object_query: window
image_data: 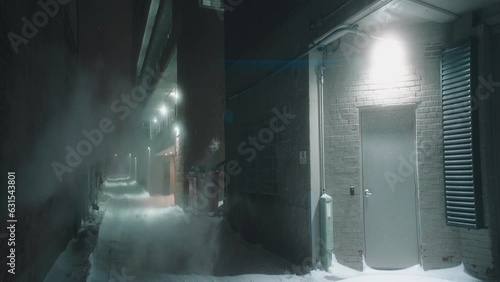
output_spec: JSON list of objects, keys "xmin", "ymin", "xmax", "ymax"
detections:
[
  {"xmin": 199, "ymin": 0, "xmax": 224, "ymax": 11},
  {"xmin": 441, "ymin": 39, "xmax": 483, "ymax": 229}
]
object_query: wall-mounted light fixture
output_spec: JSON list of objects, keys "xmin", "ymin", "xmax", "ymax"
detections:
[
  {"xmin": 159, "ymin": 105, "xmax": 168, "ymax": 116},
  {"xmin": 370, "ymin": 35, "xmax": 406, "ymax": 82}
]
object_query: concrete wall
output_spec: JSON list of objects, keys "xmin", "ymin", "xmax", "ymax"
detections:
[
  {"xmin": 224, "ymin": 0, "xmax": 384, "ymax": 270},
  {"xmin": 225, "ymin": 64, "xmax": 312, "ymax": 266},
  {"xmin": 451, "ymin": 9, "xmax": 500, "ymax": 279},
  {"xmin": 322, "ymin": 21, "xmax": 497, "ymax": 280},
  {"xmin": 224, "ymin": 0, "xmax": 316, "ymax": 268}
]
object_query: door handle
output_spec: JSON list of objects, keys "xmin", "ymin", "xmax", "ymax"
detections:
[{"xmin": 364, "ymin": 189, "xmax": 372, "ymax": 198}]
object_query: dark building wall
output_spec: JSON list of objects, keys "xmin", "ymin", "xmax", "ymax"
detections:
[
  {"xmin": 451, "ymin": 10, "xmax": 500, "ymax": 280},
  {"xmin": 224, "ymin": 1, "xmax": 315, "ymax": 268},
  {"xmin": 224, "ymin": 0, "xmax": 380, "ymax": 269},
  {"xmin": 225, "ymin": 64, "xmax": 312, "ymax": 266},
  {"xmin": 78, "ymin": 0, "xmax": 135, "ymax": 152},
  {"xmin": 176, "ymin": 0, "xmax": 225, "ymax": 203},
  {"xmin": 490, "ymin": 24, "xmax": 500, "ymax": 279},
  {"xmin": 0, "ymin": 1, "xmax": 84, "ymax": 281},
  {"xmin": 78, "ymin": 0, "xmax": 133, "ymax": 82}
]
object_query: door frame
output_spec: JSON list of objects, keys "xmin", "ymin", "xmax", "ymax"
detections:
[{"xmin": 358, "ymin": 103, "xmax": 422, "ymax": 269}]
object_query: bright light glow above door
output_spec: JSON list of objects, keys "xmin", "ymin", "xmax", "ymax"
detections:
[{"xmin": 370, "ymin": 36, "xmax": 406, "ymax": 82}]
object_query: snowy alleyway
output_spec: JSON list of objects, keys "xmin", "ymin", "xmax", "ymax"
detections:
[{"xmin": 45, "ymin": 177, "xmax": 483, "ymax": 282}]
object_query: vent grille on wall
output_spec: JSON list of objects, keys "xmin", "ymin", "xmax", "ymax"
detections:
[
  {"xmin": 199, "ymin": 0, "xmax": 224, "ymax": 11},
  {"xmin": 441, "ymin": 39, "xmax": 483, "ymax": 229}
]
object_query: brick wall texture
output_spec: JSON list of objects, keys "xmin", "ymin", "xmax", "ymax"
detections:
[{"xmin": 322, "ymin": 22, "xmax": 496, "ymax": 280}]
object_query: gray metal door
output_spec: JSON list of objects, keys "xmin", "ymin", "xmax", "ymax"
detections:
[{"xmin": 361, "ymin": 106, "xmax": 419, "ymax": 269}]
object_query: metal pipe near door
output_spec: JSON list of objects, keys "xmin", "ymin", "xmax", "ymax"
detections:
[
  {"xmin": 318, "ymin": 64, "xmax": 326, "ymax": 194},
  {"xmin": 318, "ymin": 58, "xmax": 334, "ymax": 270}
]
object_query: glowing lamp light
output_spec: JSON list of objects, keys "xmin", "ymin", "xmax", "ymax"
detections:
[
  {"xmin": 171, "ymin": 88, "xmax": 180, "ymax": 103},
  {"xmin": 153, "ymin": 117, "xmax": 157, "ymax": 123},
  {"xmin": 370, "ymin": 37, "xmax": 406, "ymax": 82},
  {"xmin": 159, "ymin": 105, "xmax": 167, "ymax": 116},
  {"xmin": 174, "ymin": 126, "xmax": 180, "ymax": 136}
]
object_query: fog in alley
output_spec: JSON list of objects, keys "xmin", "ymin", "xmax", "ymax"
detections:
[{"xmin": 1, "ymin": 0, "xmax": 500, "ymax": 281}]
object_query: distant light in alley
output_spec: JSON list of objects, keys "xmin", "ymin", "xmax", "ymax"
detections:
[
  {"xmin": 153, "ymin": 117, "xmax": 157, "ymax": 123},
  {"xmin": 148, "ymin": 147, "xmax": 150, "ymax": 150},
  {"xmin": 114, "ymin": 154, "xmax": 117, "ymax": 157},
  {"xmin": 171, "ymin": 89, "xmax": 179, "ymax": 102},
  {"xmin": 159, "ymin": 105, "xmax": 168, "ymax": 116},
  {"xmin": 174, "ymin": 126, "xmax": 180, "ymax": 136}
]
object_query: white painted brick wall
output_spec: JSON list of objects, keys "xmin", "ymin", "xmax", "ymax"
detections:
[{"xmin": 322, "ymin": 22, "xmax": 495, "ymax": 279}]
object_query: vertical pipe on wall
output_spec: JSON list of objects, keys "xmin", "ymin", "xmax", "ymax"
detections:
[
  {"xmin": 318, "ymin": 63, "xmax": 326, "ymax": 194},
  {"xmin": 317, "ymin": 56, "xmax": 334, "ymax": 270}
]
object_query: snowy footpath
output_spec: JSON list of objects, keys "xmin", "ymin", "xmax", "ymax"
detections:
[{"xmin": 44, "ymin": 177, "xmax": 482, "ymax": 282}]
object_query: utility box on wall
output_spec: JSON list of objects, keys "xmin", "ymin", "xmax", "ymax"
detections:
[{"xmin": 320, "ymin": 193, "xmax": 333, "ymax": 270}]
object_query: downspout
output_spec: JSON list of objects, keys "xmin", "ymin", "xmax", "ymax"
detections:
[
  {"xmin": 318, "ymin": 63, "xmax": 326, "ymax": 195},
  {"xmin": 317, "ymin": 53, "xmax": 334, "ymax": 270}
]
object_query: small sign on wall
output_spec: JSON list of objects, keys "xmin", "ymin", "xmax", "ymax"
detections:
[{"xmin": 299, "ymin": 151, "xmax": 307, "ymax": 164}]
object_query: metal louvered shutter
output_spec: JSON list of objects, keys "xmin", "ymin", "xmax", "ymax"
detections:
[{"xmin": 441, "ymin": 39, "xmax": 483, "ymax": 229}]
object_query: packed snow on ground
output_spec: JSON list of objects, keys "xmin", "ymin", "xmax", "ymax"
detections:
[
  {"xmin": 307, "ymin": 255, "xmax": 482, "ymax": 282},
  {"xmin": 43, "ymin": 208, "xmax": 104, "ymax": 282},
  {"xmin": 46, "ymin": 177, "xmax": 482, "ymax": 282}
]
